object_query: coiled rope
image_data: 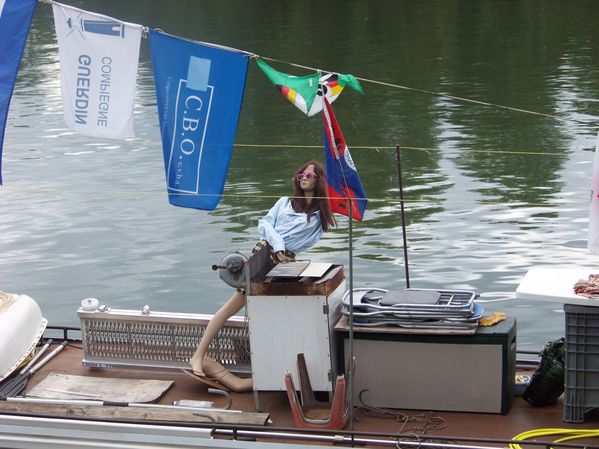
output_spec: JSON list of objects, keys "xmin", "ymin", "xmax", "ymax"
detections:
[{"xmin": 356, "ymin": 390, "xmax": 447, "ymax": 434}]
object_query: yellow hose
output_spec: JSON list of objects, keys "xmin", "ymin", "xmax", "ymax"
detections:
[{"xmin": 510, "ymin": 428, "xmax": 599, "ymax": 449}]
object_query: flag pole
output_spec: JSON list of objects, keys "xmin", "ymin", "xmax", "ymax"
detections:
[
  {"xmin": 347, "ymin": 195, "xmax": 355, "ymax": 433},
  {"xmin": 396, "ymin": 144, "xmax": 410, "ymax": 288},
  {"xmin": 588, "ymin": 130, "xmax": 599, "ymax": 254}
]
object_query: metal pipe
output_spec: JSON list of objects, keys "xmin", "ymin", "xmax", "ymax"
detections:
[
  {"xmin": 208, "ymin": 388, "xmax": 232, "ymax": 410},
  {"xmin": 25, "ymin": 387, "xmax": 232, "ymax": 409},
  {"xmin": 213, "ymin": 429, "xmax": 509, "ymax": 449},
  {"xmin": 4, "ymin": 397, "xmax": 240, "ymax": 413},
  {"xmin": 213, "ymin": 428, "xmax": 592, "ymax": 449},
  {"xmin": 396, "ymin": 144, "xmax": 410, "ymax": 288},
  {"xmin": 347, "ymin": 196, "xmax": 354, "ymax": 434}
]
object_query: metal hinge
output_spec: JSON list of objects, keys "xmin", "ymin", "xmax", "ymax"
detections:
[
  {"xmin": 323, "ymin": 304, "xmax": 329, "ymax": 314},
  {"xmin": 328, "ymin": 370, "xmax": 333, "ymax": 382}
]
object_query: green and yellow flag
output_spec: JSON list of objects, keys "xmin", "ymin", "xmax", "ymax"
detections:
[{"xmin": 257, "ymin": 59, "xmax": 363, "ymax": 117}]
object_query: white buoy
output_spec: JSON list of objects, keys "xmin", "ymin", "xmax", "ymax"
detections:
[{"xmin": 80, "ymin": 298, "xmax": 100, "ymax": 312}]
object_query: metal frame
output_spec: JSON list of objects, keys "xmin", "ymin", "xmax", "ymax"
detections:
[{"xmin": 78, "ymin": 307, "xmax": 250, "ymax": 372}]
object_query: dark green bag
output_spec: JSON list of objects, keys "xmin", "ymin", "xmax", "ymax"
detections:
[{"xmin": 522, "ymin": 337, "xmax": 566, "ymax": 407}]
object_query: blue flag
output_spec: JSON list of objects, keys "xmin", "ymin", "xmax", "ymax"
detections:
[
  {"xmin": 0, "ymin": 0, "xmax": 37, "ymax": 184},
  {"xmin": 323, "ymin": 98, "xmax": 367, "ymax": 221},
  {"xmin": 149, "ymin": 30, "xmax": 249, "ymax": 210}
]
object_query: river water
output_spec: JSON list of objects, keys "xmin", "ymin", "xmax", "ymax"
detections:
[{"xmin": 2, "ymin": 1, "xmax": 599, "ymax": 350}]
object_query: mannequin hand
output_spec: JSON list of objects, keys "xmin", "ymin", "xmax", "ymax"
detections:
[{"xmin": 274, "ymin": 251, "xmax": 291, "ymax": 263}]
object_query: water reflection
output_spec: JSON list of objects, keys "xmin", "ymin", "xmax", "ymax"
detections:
[{"xmin": 2, "ymin": 0, "xmax": 599, "ymax": 349}]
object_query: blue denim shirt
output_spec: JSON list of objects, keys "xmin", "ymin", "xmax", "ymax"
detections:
[{"xmin": 257, "ymin": 197, "xmax": 323, "ymax": 253}]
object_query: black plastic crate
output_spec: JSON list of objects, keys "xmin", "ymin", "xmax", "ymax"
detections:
[{"xmin": 563, "ymin": 303, "xmax": 599, "ymax": 423}]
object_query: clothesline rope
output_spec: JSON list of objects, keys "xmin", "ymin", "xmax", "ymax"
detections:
[
  {"xmin": 74, "ymin": 139, "xmax": 574, "ymax": 157},
  {"xmin": 233, "ymin": 144, "xmax": 569, "ymax": 157},
  {"xmin": 0, "ymin": 187, "xmax": 576, "ymax": 208},
  {"xmin": 88, "ymin": 140, "xmax": 574, "ymax": 156}
]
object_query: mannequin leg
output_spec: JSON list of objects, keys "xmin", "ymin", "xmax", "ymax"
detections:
[
  {"xmin": 189, "ymin": 291, "xmax": 246, "ymax": 377},
  {"xmin": 200, "ymin": 356, "xmax": 253, "ymax": 392}
]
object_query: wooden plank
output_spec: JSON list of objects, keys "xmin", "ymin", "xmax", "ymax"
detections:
[
  {"xmin": 27, "ymin": 373, "xmax": 174, "ymax": 403},
  {"xmin": 0, "ymin": 401, "xmax": 270, "ymax": 425}
]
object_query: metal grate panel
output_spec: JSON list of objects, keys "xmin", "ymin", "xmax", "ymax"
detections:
[{"xmin": 78, "ymin": 306, "xmax": 250, "ymax": 373}]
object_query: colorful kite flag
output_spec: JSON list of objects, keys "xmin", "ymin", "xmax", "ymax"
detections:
[
  {"xmin": 52, "ymin": 2, "xmax": 142, "ymax": 139},
  {"xmin": 257, "ymin": 59, "xmax": 363, "ymax": 117},
  {"xmin": 323, "ymin": 98, "xmax": 367, "ymax": 221},
  {"xmin": 149, "ymin": 30, "xmax": 249, "ymax": 210},
  {"xmin": 256, "ymin": 59, "xmax": 319, "ymax": 115},
  {"xmin": 0, "ymin": 0, "xmax": 37, "ymax": 184},
  {"xmin": 589, "ymin": 132, "xmax": 599, "ymax": 254}
]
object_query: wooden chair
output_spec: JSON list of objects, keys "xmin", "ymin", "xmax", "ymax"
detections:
[{"xmin": 284, "ymin": 353, "xmax": 349, "ymax": 430}]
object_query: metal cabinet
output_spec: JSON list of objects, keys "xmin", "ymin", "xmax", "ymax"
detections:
[{"xmin": 247, "ymin": 277, "xmax": 345, "ymax": 394}]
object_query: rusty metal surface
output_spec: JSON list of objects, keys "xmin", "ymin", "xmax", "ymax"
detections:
[{"xmin": 250, "ymin": 265, "xmax": 344, "ymax": 296}]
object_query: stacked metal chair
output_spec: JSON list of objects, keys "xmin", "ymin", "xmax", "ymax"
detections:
[{"xmin": 341, "ymin": 288, "xmax": 482, "ymax": 330}]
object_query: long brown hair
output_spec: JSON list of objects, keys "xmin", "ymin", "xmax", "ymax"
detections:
[{"xmin": 290, "ymin": 160, "xmax": 336, "ymax": 231}]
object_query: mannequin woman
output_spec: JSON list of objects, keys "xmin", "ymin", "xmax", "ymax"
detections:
[{"xmin": 188, "ymin": 160, "xmax": 335, "ymax": 392}]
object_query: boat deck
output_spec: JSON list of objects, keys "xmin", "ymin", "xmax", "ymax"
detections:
[{"xmin": 1, "ymin": 340, "xmax": 598, "ymax": 448}]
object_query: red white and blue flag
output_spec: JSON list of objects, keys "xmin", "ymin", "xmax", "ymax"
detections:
[{"xmin": 322, "ymin": 98, "xmax": 367, "ymax": 221}]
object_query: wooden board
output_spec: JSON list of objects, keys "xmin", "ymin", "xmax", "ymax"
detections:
[
  {"xmin": 27, "ymin": 373, "xmax": 174, "ymax": 403},
  {"xmin": 0, "ymin": 401, "xmax": 270, "ymax": 425}
]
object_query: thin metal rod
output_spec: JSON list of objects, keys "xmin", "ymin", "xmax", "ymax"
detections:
[
  {"xmin": 396, "ymin": 144, "xmax": 410, "ymax": 288},
  {"xmin": 347, "ymin": 196, "xmax": 354, "ymax": 435},
  {"xmin": 4, "ymin": 396, "xmax": 238, "ymax": 413},
  {"xmin": 193, "ymin": 424, "xmax": 597, "ymax": 449},
  {"xmin": 214, "ymin": 429, "xmax": 537, "ymax": 449}
]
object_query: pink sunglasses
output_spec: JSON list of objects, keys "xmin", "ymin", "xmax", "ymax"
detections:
[{"xmin": 296, "ymin": 172, "xmax": 318, "ymax": 181}]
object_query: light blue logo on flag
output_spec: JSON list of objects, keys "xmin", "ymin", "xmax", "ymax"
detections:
[
  {"xmin": 0, "ymin": 0, "xmax": 37, "ymax": 184},
  {"xmin": 149, "ymin": 30, "xmax": 249, "ymax": 210},
  {"xmin": 167, "ymin": 59, "xmax": 214, "ymax": 194}
]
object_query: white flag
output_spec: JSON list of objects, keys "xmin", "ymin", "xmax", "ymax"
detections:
[
  {"xmin": 52, "ymin": 2, "xmax": 141, "ymax": 139},
  {"xmin": 588, "ymin": 131, "xmax": 599, "ymax": 254}
]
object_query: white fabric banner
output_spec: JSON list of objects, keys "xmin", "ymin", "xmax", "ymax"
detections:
[
  {"xmin": 588, "ymin": 131, "xmax": 599, "ymax": 254},
  {"xmin": 52, "ymin": 2, "xmax": 141, "ymax": 139}
]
